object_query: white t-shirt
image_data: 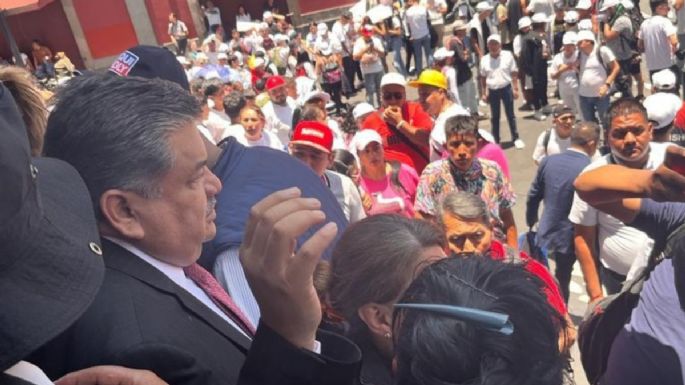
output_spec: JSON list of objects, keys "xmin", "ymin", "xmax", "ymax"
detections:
[
  {"xmin": 315, "ymin": 34, "xmax": 344, "ymax": 55},
  {"xmin": 262, "ymin": 98, "xmax": 297, "ymax": 145},
  {"xmin": 405, "ymin": 4, "xmax": 430, "ymax": 40},
  {"xmin": 442, "ymin": 66, "xmax": 461, "ymax": 105},
  {"xmin": 242, "ymin": 130, "xmax": 285, "ymax": 150},
  {"xmin": 332, "ymin": 21, "xmax": 354, "ymax": 55},
  {"xmin": 578, "ymin": 46, "xmax": 616, "ymax": 97},
  {"xmin": 526, "ymin": 0, "xmax": 554, "ymax": 18},
  {"xmin": 480, "ymin": 50, "xmax": 518, "ymax": 90},
  {"xmin": 532, "ymin": 128, "xmax": 571, "ymax": 164},
  {"xmin": 353, "ymin": 36, "xmax": 385, "ymax": 74},
  {"xmin": 513, "ymin": 34, "xmax": 522, "ymax": 57},
  {"xmin": 638, "ymin": 15, "xmax": 677, "ymax": 71},
  {"xmin": 421, "ymin": 0, "xmax": 447, "ymax": 25},
  {"xmin": 205, "ymin": 7, "xmax": 222, "ymax": 27},
  {"xmin": 429, "ymin": 103, "xmax": 471, "ymax": 161},
  {"xmin": 324, "ymin": 170, "xmax": 367, "ymax": 223},
  {"xmin": 568, "ymin": 142, "xmax": 668, "ymax": 275},
  {"xmin": 551, "ymin": 50, "xmax": 579, "ymax": 90}
]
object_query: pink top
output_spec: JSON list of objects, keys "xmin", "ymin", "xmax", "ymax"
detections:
[
  {"xmin": 360, "ymin": 163, "xmax": 419, "ymax": 218},
  {"xmin": 477, "ymin": 143, "xmax": 511, "ymax": 180}
]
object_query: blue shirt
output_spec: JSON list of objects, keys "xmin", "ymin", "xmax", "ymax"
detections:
[
  {"xmin": 526, "ymin": 149, "xmax": 591, "ymax": 254},
  {"xmin": 603, "ymin": 200, "xmax": 685, "ymax": 384}
]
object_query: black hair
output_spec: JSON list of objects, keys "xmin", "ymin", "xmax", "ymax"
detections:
[
  {"xmin": 444, "ymin": 114, "xmax": 479, "ymax": 139},
  {"xmin": 394, "ymin": 256, "xmax": 564, "ymax": 385},
  {"xmin": 606, "ymin": 97, "xmax": 648, "ymax": 130},
  {"xmin": 330, "ymin": 149, "xmax": 357, "ymax": 177},
  {"xmin": 255, "ymin": 78, "xmax": 267, "ymax": 92},
  {"xmin": 203, "ymin": 79, "xmax": 224, "ymax": 98},
  {"xmin": 223, "ymin": 91, "xmax": 246, "ymax": 119},
  {"xmin": 650, "ymin": 0, "xmax": 667, "ymax": 12}
]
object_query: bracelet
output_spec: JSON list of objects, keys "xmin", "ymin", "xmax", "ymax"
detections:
[{"xmin": 397, "ymin": 120, "xmax": 406, "ymax": 129}]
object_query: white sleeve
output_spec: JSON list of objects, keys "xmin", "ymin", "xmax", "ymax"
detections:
[
  {"xmin": 447, "ymin": 69, "xmax": 461, "ymax": 104},
  {"xmin": 568, "ymin": 190, "xmax": 599, "ymax": 226},
  {"xmin": 344, "ymin": 177, "xmax": 367, "ymax": 222},
  {"xmin": 213, "ymin": 247, "xmax": 261, "ymax": 328},
  {"xmin": 352, "ymin": 39, "xmax": 364, "ymax": 57},
  {"xmin": 550, "ymin": 54, "xmax": 561, "ymax": 73},
  {"xmin": 509, "ymin": 52, "xmax": 518, "ymax": 72},
  {"xmin": 664, "ymin": 17, "xmax": 678, "ymax": 36},
  {"xmin": 600, "ymin": 46, "xmax": 616, "ymax": 63},
  {"xmin": 532, "ymin": 131, "xmax": 547, "ymax": 163}
]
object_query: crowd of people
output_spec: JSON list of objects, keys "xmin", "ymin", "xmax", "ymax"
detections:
[{"xmin": 4, "ymin": 0, "xmax": 685, "ymax": 384}]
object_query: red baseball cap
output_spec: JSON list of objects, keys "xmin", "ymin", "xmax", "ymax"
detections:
[
  {"xmin": 361, "ymin": 24, "xmax": 374, "ymax": 37},
  {"xmin": 291, "ymin": 121, "xmax": 333, "ymax": 153},
  {"xmin": 675, "ymin": 101, "xmax": 685, "ymax": 129},
  {"xmin": 265, "ymin": 75, "xmax": 286, "ymax": 91}
]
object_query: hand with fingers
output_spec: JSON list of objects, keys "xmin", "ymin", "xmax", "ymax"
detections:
[
  {"xmin": 55, "ymin": 366, "xmax": 168, "ymax": 385},
  {"xmin": 240, "ymin": 187, "xmax": 338, "ymax": 351},
  {"xmin": 652, "ymin": 145, "xmax": 685, "ymax": 202}
]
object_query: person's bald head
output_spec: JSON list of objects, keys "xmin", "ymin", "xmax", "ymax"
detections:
[{"xmin": 571, "ymin": 121, "xmax": 600, "ymax": 155}]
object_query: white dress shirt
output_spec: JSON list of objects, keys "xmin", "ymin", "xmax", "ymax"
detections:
[{"xmin": 105, "ymin": 237, "xmax": 250, "ymax": 339}]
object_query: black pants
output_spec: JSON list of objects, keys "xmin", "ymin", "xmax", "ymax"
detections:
[
  {"xmin": 548, "ymin": 249, "xmax": 576, "ymax": 304},
  {"xmin": 404, "ymin": 36, "xmax": 415, "ymax": 74},
  {"xmin": 601, "ymin": 265, "xmax": 627, "ymax": 295},
  {"xmin": 342, "ymin": 56, "xmax": 363, "ymax": 89},
  {"xmin": 322, "ymin": 81, "xmax": 343, "ymax": 114},
  {"xmin": 488, "ymin": 85, "xmax": 519, "ymax": 143},
  {"xmin": 532, "ymin": 76, "xmax": 548, "ymax": 110},
  {"xmin": 176, "ymin": 38, "xmax": 188, "ymax": 56}
]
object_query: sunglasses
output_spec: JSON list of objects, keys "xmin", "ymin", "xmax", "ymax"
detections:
[{"xmin": 383, "ymin": 92, "xmax": 404, "ymax": 100}]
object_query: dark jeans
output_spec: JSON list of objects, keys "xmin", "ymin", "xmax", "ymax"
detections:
[
  {"xmin": 548, "ymin": 249, "xmax": 576, "ymax": 304},
  {"xmin": 342, "ymin": 56, "xmax": 363, "ymax": 89},
  {"xmin": 404, "ymin": 36, "xmax": 415, "ymax": 74},
  {"xmin": 322, "ymin": 81, "xmax": 343, "ymax": 114},
  {"xmin": 363, "ymin": 71, "xmax": 383, "ymax": 108},
  {"xmin": 411, "ymin": 34, "xmax": 432, "ymax": 75},
  {"xmin": 488, "ymin": 84, "xmax": 519, "ymax": 143},
  {"xmin": 532, "ymin": 77, "xmax": 548, "ymax": 110},
  {"xmin": 35, "ymin": 61, "xmax": 56, "ymax": 79},
  {"xmin": 175, "ymin": 37, "xmax": 188, "ymax": 55},
  {"xmin": 601, "ymin": 265, "xmax": 626, "ymax": 295}
]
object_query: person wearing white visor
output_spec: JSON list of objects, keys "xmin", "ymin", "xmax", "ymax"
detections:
[
  {"xmin": 602, "ymin": 0, "xmax": 644, "ymax": 99},
  {"xmin": 576, "ymin": 30, "xmax": 620, "ymax": 125},
  {"xmin": 551, "ymin": 31, "xmax": 580, "ymax": 115},
  {"xmin": 575, "ymin": 0, "xmax": 594, "ymax": 26},
  {"xmin": 643, "ymin": 92, "xmax": 682, "ymax": 142},
  {"xmin": 352, "ymin": 129, "xmax": 420, "ymax": 218},
  {"xmin": 433, "ymin": 47, "xmax": 462, "ymax": 106}
]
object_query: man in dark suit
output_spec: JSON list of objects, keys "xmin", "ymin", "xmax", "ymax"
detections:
[
  {"xmin": 30, "ymin": 73, "xmax": 360, "ymax": 385},
  {"xmin": 526, "ymin": 121, "xmax": 600, "ymax": 303}
]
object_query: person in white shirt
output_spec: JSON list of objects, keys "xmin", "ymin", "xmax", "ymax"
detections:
[
  {"xmin": 288, "ymin": 120, "xmax": 366, "ymax": 223},
  {"xmin": 203, "ymin": 0, "xmax": 223, "ymax": 33},
  {"xmin": 168, "ymin": 12, "xmax": 189, "ymax": 55},
  {"xmin": 638, "ymin": 0, "xmax": 679, "ymax": 91},
  {"xmin": 551, "ymin": 31, "xmax": 580, "ymax": 115},
  {"xmin": 204, "ymin": 79, "xmax": 231, "ymax": 142},
  {"xmin": 422, "ymin": 0, "xmax": 448, "ymax": 48},
  {"xmin": 532, "ymin": 104, "xmax": 575, "ymax": 165},
  {"xmin": 576, "ymin": 30, "xmax": 620, "ymax": 124},
  {"xmin": 353, "ymin": 25, "xmax": 386, "ymax": 108},
  {"xmin": 405, "ymin": 0, "xmax": 433, "ymax": 74},
  {"xmin": 433, "ymin": 47, "xmax": 461, "ymax": 105},
  {"xmin": 261, "ymin": 75, "xmax": 297, "ymax": 145},
  {"xmin": 569, "ymin": 98, "xmax": 667, "ymax": 301},
  {"xmin": 235, "ymin": 4, "xmax": 252, "ymax": 24},
  {"xmin": 408, "ymin": 68, "xmax": 469, "ymax": 160},
  {"xmin": 479, "ymin": 34, "xmax": 524, "ymax": 148},
  {"xmin": 228, "ymin": 105, "xmax": 285, "ymax": 150}
]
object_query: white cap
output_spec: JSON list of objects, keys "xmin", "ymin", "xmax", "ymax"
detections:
[
  {"xmin": 518, "ymin": 16, "xmax": 532, "ymax": 29},
  {"xmin": 353, "ymin": 103, "xmax": 376, "ymax": 120},
  {"xmin": 577, "ymin": 30, "xmax": 596, "ymax": 43},
  {"xmin": 317, "ymin": 22, "xmax": 328, "ymax": 35},
  {"xmin": 600, "ymin": 0, "xmax": 621, "ymax": 10},
  {"xmin": 562, "ymin": 31, "xmax": 578, "ymax": 45},
  {"xmin": 217, "ymin": 52, "xmax": 228, "ymax": 60},
  {"xmin": 564, "ymin": 10, "xmax": 579, "ymax": 23},
  {"xmin": 263, "ymin": 11, "xmax": 273, "ymax": 19},
  {"xmin": 434, "ymin": 47, "xmax": 455, "ymax": 60},
  {"xmin": 487, "ymin": 34, "xmax": 501, "ymax": 44},
  {"xmin": 274, "ymin": 34, "xmax": 288, "ymax": 42},
  {"xmin": 380, "ymin": 72, "xmax": 407, "ymax": 88},
  {"xmin": 576, "ymin": 0, "xmax": 593, "ymax": 9},
  {"xmin": 303, "ymin": 90, "xmax": 331, "ymax": 104},
  {"xmin": 531, "ymin": 12, "xmax": 547, "ymax": 23},
  {"xmin": 578, "ymin": 19, "xmax": 594, "ymax": 31},
  {"xmin": 644, "ymin": 93, "xmax": 682, "ymax": 129},
  {"xmin": 622, "ymin": 0, "xmax": 635, "ymax": 10},
  {"xmin": 476, "ymin": 1, "xmax": 494, "ymax": 11},
  {"xmin": 353, "ymin": 129, "xmax": 383, "ymax": 152},
  {"xmin": 653, "ymin": 69, "xmax": 677, "ymax": 90}
]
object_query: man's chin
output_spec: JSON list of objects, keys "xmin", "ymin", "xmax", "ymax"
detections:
[{"xmin": 203, "ymin": 224, "xmax": 217, "ymax": 243}]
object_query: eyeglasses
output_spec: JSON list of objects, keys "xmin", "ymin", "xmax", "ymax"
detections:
[
  {"xmin": 382, "ymin": 92, "xmax": 404, "ymax": 101},
  {"xmin": 394, "ymin": 303, "xmax": 514, "ymax": 335}
]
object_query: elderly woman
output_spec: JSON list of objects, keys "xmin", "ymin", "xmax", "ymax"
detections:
[
  {"xmin": 394, "ymin": 256, "xmax": 565, "ymax": 385},
  {"xmin": 325, "ymin": 215, "xmax": 447, "ymax": 385},
  {"xmin": 353, "ymin": 129, "xmax": 419, "ymax": 218},
  {"xmin": 437, "ymin": 190, "xmax": 576, "ymax": 354},
  {"xmin": 414, "ymin": 114, "xmax": 518, "ymax": 249}
]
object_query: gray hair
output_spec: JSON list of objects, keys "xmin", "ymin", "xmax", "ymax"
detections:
[
  {"xmin": 444, "ymin": 114, "xmax": 479, "ymax": 140},
  {"xmin": 44, "ymin": 73, "xmax": 200, "ymax": 219},
  {"xmin": 438, "ymin": 191, "xmax": 490, "ymax": 225},
  {"xmin": 571, "ymin": 121, "xmax": 600, "ymax": 146}
]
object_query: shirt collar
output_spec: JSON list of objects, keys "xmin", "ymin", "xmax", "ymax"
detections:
[{"xmin": 104, "ymin": 236, "xmax": 188, "ymax": 283}]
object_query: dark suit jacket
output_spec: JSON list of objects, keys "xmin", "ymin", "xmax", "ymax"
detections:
[
  {"xmin": 526, "ymin": 149, "xmax": 591, "ymax": 255},
  {"xmin": 30, "ymin": 239, "xmax": 360, "ymax": 385}
]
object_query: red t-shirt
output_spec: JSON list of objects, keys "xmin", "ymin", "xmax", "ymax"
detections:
[
  {"xmin": 361, "ymin": 101, "xmax": 433, "ymax": 174},
  {"xmin": 490, "ymin": 240, "xmax": 567, "ymax": 317}
]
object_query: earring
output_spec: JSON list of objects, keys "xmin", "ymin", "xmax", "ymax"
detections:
[{"xmin": 384, "ymin": 332, "xmax": 392, "ymax": 339}]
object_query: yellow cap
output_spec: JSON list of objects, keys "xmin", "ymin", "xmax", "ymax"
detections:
[{"xmin": 407, "ymin": 69, "xmax": 447, "ymax": 90}]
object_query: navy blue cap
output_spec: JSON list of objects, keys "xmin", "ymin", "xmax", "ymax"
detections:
[{"xmin": 109, "ymin": 45, "xmax": 190, "ymax": 91}]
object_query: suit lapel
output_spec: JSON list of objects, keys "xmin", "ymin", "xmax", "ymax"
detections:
[{"xmin": 101, "ymin": 239, "xmax": 252, "ymax": 351}]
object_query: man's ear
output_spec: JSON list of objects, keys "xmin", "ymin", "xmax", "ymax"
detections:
[
  {"xmin": 358, "ymin": 303, "xmax": 393, "ymax": 337},
  {"xmin": 99, "ymin": 189, "xmax": 146, "ymax": 240}
]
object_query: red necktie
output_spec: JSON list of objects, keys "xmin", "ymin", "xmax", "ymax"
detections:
[{"xmin": 184, "ymin": 263, "xmax": 256, "ymax": 337}]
